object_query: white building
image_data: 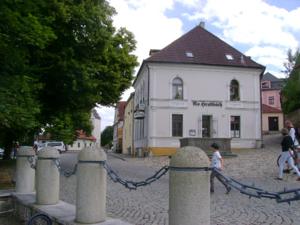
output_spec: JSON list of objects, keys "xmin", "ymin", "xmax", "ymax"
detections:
[
  {"xmin": 68, "ymin": 108, "xmax": 101, "ymax": 151},
  {"xmin": 133, "ymin": 24, "xmax": 265, "ymax": 156},
  {"xmin": 91, "ymin": 108, "xmax": 101, "ymax": 146}
]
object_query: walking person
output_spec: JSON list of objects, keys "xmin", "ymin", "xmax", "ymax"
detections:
[
  {"xmin": 285, "ymin": 120, "xmax": 300, "ymax": 170},
  {"xmin": 277, "ymin": 128, "xmax": 300, "ymax": 181},
  {"xmin": 210, "ymin": 143, "xmax": 231, "ymax": 193}
]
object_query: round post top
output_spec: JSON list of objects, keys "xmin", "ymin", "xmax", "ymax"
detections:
[
  {"xmin": 17, "ymin": 146, "xmax": 36, "ymax": 156},
  {"xmin": 37, "ymin": 147, "xmax": 60, "ymax": 158},
  {"xmin": 170, "ymin": 146, "xmax": 209, "ymax": 168},
  {"xmin": 78, "ymin": 146, "xmax": 107, "ymax": 161}
]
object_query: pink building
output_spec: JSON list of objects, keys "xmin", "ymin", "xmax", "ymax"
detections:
[{"xmin": 261, "ymin": 73, "xmax": 284, "ymax": 133}]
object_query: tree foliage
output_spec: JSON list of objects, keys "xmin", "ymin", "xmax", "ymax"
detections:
[
  {"xmin": 282, "ymin": 54, "xmax": 300, "ymax": 113},
  {"xmin": 101, "ymin": 126, "xmax": 113, "ymax": 147},
  {"xmin": 282, "ymin": 48, "xmax": 300, "ymax": 76},
  {"xmin": 0, "ymin": 0, "xmax": 138, "ymax": 158}
]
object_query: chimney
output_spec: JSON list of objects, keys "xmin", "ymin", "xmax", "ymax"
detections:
[
  {"xmin": 199, "ymin": 21, "xmax": 205, "ymax": 28},
  {"xmin": 149, "ymin": 49, "xmax": 160, "ymax": 56}
]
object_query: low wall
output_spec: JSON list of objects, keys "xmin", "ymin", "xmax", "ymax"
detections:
[
  {"xmin": 12, "ymin": 193, "xmax": 131, "ymax": 225},
  {"xmin": 180, "ymin": 138, "xmax": 234, "ymax": 157}
]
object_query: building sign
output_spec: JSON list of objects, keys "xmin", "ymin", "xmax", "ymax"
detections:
[
  {"xmin": 192, "ymin": 100, "xmax": 222, "ymax": 107},
  {"xmin": 189, "ymin": 129, "xmax": 196, "ymax": 136},
  {"xmin": 134, "ymin": 111, "xmax": 145, "ymax": 120}
]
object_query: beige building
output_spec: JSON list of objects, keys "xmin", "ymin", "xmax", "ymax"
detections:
[{"xmin": 122, "ymin": 93, "xmax": 135, "ymax": 155}]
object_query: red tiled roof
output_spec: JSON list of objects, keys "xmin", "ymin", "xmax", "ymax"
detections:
[
  {"xmin": 76, "ymin": 130, "xmax": 96, "ymax": 141},
  {"xmin": 262, "ymin": 104, "xmax": 282, "ymax": 113},
  {"xmin": 146, "ymin": 25, "xmax": 264, "ymax": 69},
  {"xmin": 117, "ymin": 101, "xmax": 127, "ymax": 121}
]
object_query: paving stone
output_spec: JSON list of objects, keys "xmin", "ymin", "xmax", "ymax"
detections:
[{"xmin": 60, "ymin": 134, "xmax": 300, "ymax": 225}]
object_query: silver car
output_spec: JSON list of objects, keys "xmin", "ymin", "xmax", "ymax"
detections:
[{"xmin": 0, "ymin": 148, "xmax": 4, "ymax": 158}]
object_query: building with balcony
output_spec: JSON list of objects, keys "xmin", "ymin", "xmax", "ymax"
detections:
[{"xmin": 133, "ymin": 24, "xmax": 265, "ymax": 156}]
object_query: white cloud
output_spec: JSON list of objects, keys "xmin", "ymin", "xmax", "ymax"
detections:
[
  {"xmin": 109, "ymin": 0, "xmax": 183, "ymax": 64},
  {"xmin": 183, "ymin": 0, "xmax": 300, "ymax": 74}
]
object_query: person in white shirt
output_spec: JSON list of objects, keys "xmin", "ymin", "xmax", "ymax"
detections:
[
  {"xmin": 285, "ymin": 120, "xmax": 300, "ymax": 170},
  {"xmin": 210, "ymin": 143, "xmax": 231, "ymax": 193}
]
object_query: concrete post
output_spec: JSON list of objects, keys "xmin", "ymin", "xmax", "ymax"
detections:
[
  {"xmin": 169, "ymin": 146, "xmax": 210, "ymax": 225},
  {"xmin": 36, "ymin": 147, "xmax": 60, "ymax": 205},
  {"xmin": 76, "ymin": 147, "xmax": 107, "ymax": 224},
  {"xmin": 16, "ymin": 146, "xmax": 36, "ymax": 193}
]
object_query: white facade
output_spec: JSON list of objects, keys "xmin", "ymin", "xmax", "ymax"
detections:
[
  {"xmin": 134, "ymin": 63, "xmax": 263, "ymax": 153},
  {"xmin": 91, "ymin": 109, "xmax": 101, "ymax": 147},
  {"xmin": 68, "ymin": 139, "xmax": 95, "ymax": 151}
]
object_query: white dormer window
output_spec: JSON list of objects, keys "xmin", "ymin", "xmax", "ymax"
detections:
[
  {"xmin": 225, "ymin": 54, "xmax": 234, "ymax": 60},
  {"xmin": 185, "ymin": 51, "xmax": 194, "ymax": 58}
]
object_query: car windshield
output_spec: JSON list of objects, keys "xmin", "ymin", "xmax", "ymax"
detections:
[{"xmin": 47, "ymin": 142, "xmax": 62, "ymax": 147}]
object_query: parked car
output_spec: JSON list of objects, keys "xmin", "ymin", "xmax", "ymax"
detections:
[
  {"xmin": 38, "ymin": 141, "xmax": 66, "ymax": 153},
  {"xmin": 0, "ymin": 148, "xmax": 4, "ymax": 158}
]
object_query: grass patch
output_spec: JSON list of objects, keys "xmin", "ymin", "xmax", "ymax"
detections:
[{"xmin": 0, "ymin": 159, "xmax": 16, "ymax": 190}]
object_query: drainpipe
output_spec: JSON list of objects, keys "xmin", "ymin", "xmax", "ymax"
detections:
[{"xmin": 147, "ymin": 64, "xmax": 150, "ymax": 153}]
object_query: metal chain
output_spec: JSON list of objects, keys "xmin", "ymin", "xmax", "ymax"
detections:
[
  {"xmin": 212, "ymin": 168, "xmax": 300, "ymax": 204},
  {"xmin": 104, "ymin": 163, "xmax": 169, "ymax": 190},
  {"xmin": 36, "ymin": 157, "xmax": 300, "ymax": 203},
  {"xmin": 53, "ymin": 159, "xmax": 78, "ymax": 177},
  {"xmin": 27, "ymin": 156, "xmax": 36, "ymax": 170}
]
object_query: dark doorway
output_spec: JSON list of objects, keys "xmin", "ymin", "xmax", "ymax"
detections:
[
  {"xmin": 268, "ymin": 117, "xmax": 279, "ymax": 131},
  {"xmin": 202, "ymin": 115, "xmax": 212, "ymax": 137}
]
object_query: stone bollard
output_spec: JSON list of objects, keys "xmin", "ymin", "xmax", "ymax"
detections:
[
  {"xmin": 36, "ymin": 147, "xmax": 60, "ymax": 205},
  {"xmin": 76, "ymin": 147, "xmax": 107, "ymax": 224},
  {"xmin": 169, "ymin": 146, "xmax": 210, "ymax": 225},
  {"xmin": 16, "ymin": 146, "xmax": 36, "ymax": 193}
]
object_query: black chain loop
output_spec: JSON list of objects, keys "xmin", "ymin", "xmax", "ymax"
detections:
[
  {"xmin": 104, "ymin": 163, "xmax": 169, "ymax": 190},
  {"xmin": 27, "ymin": 156, "xmax": 36, "ymax": 170},
  {"xmin": 53, "ymin": 159, "xmax": 78, "ymax": 177},
  {"xmin": 212, "ymin": 168, "xmax": 300, "ymax": 204}
]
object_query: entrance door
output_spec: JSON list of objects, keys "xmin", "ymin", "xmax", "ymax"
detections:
[
  {"xmin": 268, "ymin": 117, "xmax": 279, "ymax": 131},
  {"xmin": 202, "ymin": 115, "xmax": 212, "ymax": 137}
]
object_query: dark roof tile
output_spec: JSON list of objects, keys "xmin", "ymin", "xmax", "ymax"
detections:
[
  {"xmin": 145, "ymin": 25, "xmax": 264, "ymax": 69},
  {"xmin": 262, "ymin": 104, "xmax": 282, "ymax": 113}
]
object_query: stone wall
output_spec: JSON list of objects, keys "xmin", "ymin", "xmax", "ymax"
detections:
[{"xmin": 180, "ymin": 138, "xmax": 233, "ymax": 157}]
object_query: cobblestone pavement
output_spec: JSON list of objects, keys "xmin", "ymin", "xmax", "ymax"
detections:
[{"xmin": 60, "ymin": 134, "xmax": 300, "ymax": 225}]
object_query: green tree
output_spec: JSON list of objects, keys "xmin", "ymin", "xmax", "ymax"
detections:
[
  {"xmin": 281, "ymin": 54, "xmax": 300, "ymax": 113},
  {"xmin": 101, "ymin": 126, "xmax": 113, "ymax": 147},
  {"xmin": 282, "ymin": 48, "xmax": 299, "ymax": 76},
  {"xmin": 0, "ymin": 0, "xmax": 138, "ymax": 158}
]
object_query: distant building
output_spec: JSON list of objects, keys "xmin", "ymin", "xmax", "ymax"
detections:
[
  {"xmin": 122, "ymin": 93, "xmax": 135, "ymax": 155},
  {"xmin": 133, "ymin": 24, "xmax": 265, "ymax": 156},
  {"xmin": 261, "ymin": 72, "xmax": 285, "ymax": 133},
  {"xmin": 91, "ymin": 108, "xmax": 101, "ymax": 147},
  {"xmin": 68, "ymin": 130, "xmax": 96, "ymax": 151},
  {"xmin": 38, "ymin": 109, "xmax": 101, "ymax": 151},
  {"xmin": 113, "ymin": 101, "xmax": 126, "ymax": 153}
]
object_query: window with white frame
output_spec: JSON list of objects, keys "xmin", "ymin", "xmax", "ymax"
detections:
[
  {"xmin": 268, "ymin": 96, "xmax": 274, "ymax": 105},
  {"xmin": 172, "ymin": 77, "xmax": 183, "ymax": 100},
  {"xmin": 172, "ymin": 114, "xmax": 183, "ymax": 137},
  {"xmin": 230, "ymin": 79, "xmax": 240, "ymax": 101},
  {"xmin": 230, "ymin": 116, "xmax": 240, "ymax": 138}
]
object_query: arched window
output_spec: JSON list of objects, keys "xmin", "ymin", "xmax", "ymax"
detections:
[
  {"xmin": 172, "ymin": 77, "xmax": 183, "ymax": 100},
  {"xmin": 230, "ymin": 79, "xmax": 240, "ymax": 101}
]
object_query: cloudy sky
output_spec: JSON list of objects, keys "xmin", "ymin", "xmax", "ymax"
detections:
[{"xmin": 99, "ymin": 0, "xmax": 300, "ymax": 130}]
